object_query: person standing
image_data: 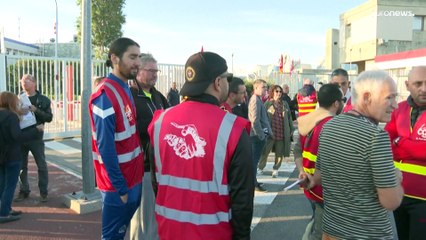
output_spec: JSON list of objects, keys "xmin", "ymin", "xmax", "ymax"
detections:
[
  {"xmin": 310, "ymin": 70, "xmax": 404, "ymax": 239},
  {"xmin": 295, "ymin": 84, "xmax": 343, "ymax": 240},
  {"xmin": 89, "ymin": 37, "xmax": 144, "ymax": 239},
  {"xmin": 167, "ymin": 81, "xmax": 180, "ymax": 106},
  {"xmin": 148, "ymin": 51, "xmax": 254, "ymax": 240},
  {"xmin": 385, "ymin": 66, "xmax": 426, "ymax": 240},
  {"xmin": 129, "ymin": 53, "xmax": 169, "ymax": 240},
  {"xmin": 0, "ymin": 92, "xmax": 43, "ymax": 223},
  {"xmin": 15, "ymin": 74, "xmax": 53, "ymax": 202},
  {"xmin": 296, "ymin": 78, "xmax": 317, "ymax": 118},
  {"xmin": 249, "ymin": 79, "xmax": 272, "ymax": 191},
  {"xmin": 258, "ymin": 85, "xmax": 294, "ymax": 178},
  {"xmin": 330, "ymin": 68, "xmax": 352, "ymax": 112},
  {"xmin": 220, "ymin": 77, "xmax": 248, "ymax": 118}
]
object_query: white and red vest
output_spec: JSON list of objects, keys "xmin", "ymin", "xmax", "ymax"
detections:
[
  {"xmin": 301, "ymin": 116, "xmax": 333, "ymax": 202},
  {"xmin": 89, "ymin": 78, "xmax": 144, "ymax": 191},
  {"xmin": 391, "ymin": 101, "xmax": 426, "ymax": 200},
  {"xmin": 342, "ymin": 96, "xmax": 352, "ymax": 113},
  {"xmin": 148, "ymin": 101, "xmax": 250, "ymax": 240},
  {"xmin": 297, "ymin": 91, "xmax": 317, "ymax": 117}
]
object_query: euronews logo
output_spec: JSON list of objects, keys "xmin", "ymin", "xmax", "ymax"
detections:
[{"xmin": 377, "ymin": 10, "xmax": 414, "ymax": 17}]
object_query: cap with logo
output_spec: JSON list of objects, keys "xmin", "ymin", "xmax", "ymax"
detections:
[{"xmin": 180, "ymin": 51, "xmax": 232, "ymax": 97}]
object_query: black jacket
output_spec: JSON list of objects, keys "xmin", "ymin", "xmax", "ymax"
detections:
[
  {"xmin": 21, "ymin": 91, "xmax": 53, "ymax": 139},
  {"xmin": 130, "ymin": 83, "xmax": 169, "ymax": 171},
  {"xmin": 0, "ymin": 109, "xmax": 39, "ymax": 164},
  {"xmin": 166, "ymin": 88, "xmax": 180, "ymax": 106}
]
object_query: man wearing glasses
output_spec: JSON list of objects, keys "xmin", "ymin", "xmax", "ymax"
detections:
[
  {"xmin": 130, "ymin": 53, "xmax": 169, "ymax": 240},
  {"xmin": 221, "ymin": 77, "xmax": 248, "ymax": 119},
  {"xmin": 330, "ymin": 68, "xmax": 352, "ymax": 112}
]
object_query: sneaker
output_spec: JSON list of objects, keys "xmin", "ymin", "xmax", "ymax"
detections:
[
  {"xmin": 14, "ymin": 192, "xmax": 29, "ymax": 202},
  {"xmin": 40, "ymin": 194, "xmax": 48, "ymax": 203},
  {"xmin": 257, "ymin": 169, "xmax": 264, "ymax": 175},
  {"xmin": 0, "ymin": 215, "xmax": 21, "ymax": 224},
  {"xmin": 255, "ymin": 183, "xmax": 267, "ymax": 192},
  {"xmin": 272, "ymin": 170, "xmax": 278, "ymax": 178},
  {"xmin": 10, "ymin": 209, "xmax": 22, "ymax": 216}
]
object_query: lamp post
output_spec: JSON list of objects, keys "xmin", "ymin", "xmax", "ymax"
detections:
[
  {"xmin": 231, "ymin": 53, "xmax": 234, "ymax": 73},
  {"xmin": 54, "ymin": 0, "xmax": 58, "ymax": 103}
]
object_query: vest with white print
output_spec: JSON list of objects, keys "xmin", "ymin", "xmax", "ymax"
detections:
[
  {"xmin": 89, "ymin": 78, "xmax": 144, "ymax": 191},
  {"xmin": 148, "ymin": 101, "xmax": 250, "ymax": 240},
  {"xmin": 392, "ymin": 101, "xmax": 426, "ymax": 200}
]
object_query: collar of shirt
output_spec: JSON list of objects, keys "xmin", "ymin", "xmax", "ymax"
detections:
[{"xmin": 186, "ymin": 94, "xmax": 220, "ymax": 106}]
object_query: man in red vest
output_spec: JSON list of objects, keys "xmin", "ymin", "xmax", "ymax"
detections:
[
  {"xmin": 385, "ymin": 66, "xmax": 426, "ymax": 240},
  {"xmin": 295, "ymin": 83, "xmax": 344, "ymax": 240},
  {"xmin": 297, "ymin": 78, "xmax": 317, "ymax": 117},
  {"xmin": 148, "ymin": 52, "xmax": 254, "ymax": 240},
  {"xmin": 89, "ymin": 37, "xmax": 144, "ymax": 239}
]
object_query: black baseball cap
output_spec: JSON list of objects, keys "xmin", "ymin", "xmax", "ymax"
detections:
[{"xmin": 180, "ymin": 52, "xmax": 232, "ymax": 97}]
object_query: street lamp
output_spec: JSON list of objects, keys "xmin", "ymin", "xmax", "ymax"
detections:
[
  {"xmin": 54, "ymin": 0, "xmax": 58, "ymax": 102},
  {"xmin": 231, "ymin": 53, "xmax": 234, "ymax": 73}
]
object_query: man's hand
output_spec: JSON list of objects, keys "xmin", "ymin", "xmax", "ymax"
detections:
[
  {"xmin": 29, "ymin": 105, "xmax": 37, "ymax": 112},
  {"xmin": 120, "ymin": 193, "xmax": 128, "ymax": 204},
  {"xmin": 36, "ymin": 124, "xmax": 45, "ymax": 132}
]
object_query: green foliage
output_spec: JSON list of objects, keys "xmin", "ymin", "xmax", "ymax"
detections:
[{"xmin": 76, "ymin": 0, "xmax": 126, "ymax": 59}]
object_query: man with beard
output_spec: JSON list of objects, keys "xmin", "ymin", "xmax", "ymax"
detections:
[
  {"xmin": 89, "ymin": 37, "xmax": 144, "ymax": 239},
  {"xmin": 148, "ymin": 52, "xmax": 254, "ymax": 239},
  {"xmin": 129, "ymin": 53, "xmax": 169, "ymax": 240},
  {"xmin": 294, "ymin": 83, "xmax": 344, "ymax": 240},
  {"xmin": 220, "ymin": 77, "xmax": 248, "ymax": 118}
]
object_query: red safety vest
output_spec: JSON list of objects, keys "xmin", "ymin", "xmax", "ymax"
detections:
[
  {"xmin": 391, "ymin": 101, "xmax": 426, "ymax": 200},
  {"xmin": 300, "ymin": 116, "xmax": 333, "ymax": 202},
  {"xmin": 89, "ymin": 78, "xmax": 144, "ymax": 191},
  {"xmin": 297, "ymin": 91, "xmax": 317, "ymax": 117},
  {"xmin": 342, "ymin": 96, "xmax": 352, "ymax": 113},
  {"xmin": 148, "ymin": 101, "xmax": 250, "ymax": 240}
]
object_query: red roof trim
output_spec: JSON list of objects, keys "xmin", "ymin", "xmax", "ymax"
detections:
[{"xmin": 375, "ymin": 48, "xmax": 426, "ymax": 62}]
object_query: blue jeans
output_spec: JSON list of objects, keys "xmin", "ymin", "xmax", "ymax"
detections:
[
  {"xmin": 19, "ymin": 138, "xmax": 48, "ymax": 195},
  {"xmin": 250, "ymin": 136, "xmax": 266, "ymax": 185},
  {"xmin": 0, "ymin": 161, "xmax": 21, "ymax": 216},
  {"xmin": 101, "ymin": 183, "xmax": 142, "ymax": 240}
]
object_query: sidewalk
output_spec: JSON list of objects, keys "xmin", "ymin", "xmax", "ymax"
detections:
[{"xmin": 0, "ymin": 158, "xmax": 102, "ymax": 240}]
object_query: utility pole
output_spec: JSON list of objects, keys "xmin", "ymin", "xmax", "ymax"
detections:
[{"xmin": 54, "ymin": 0, "xmax": 58, "ymax": 103}]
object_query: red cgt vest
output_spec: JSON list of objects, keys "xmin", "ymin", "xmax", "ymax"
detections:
[
  {"xmin": 297, "ymin": 91, "xmax": 317, "ymax": 117},
  {"xmin": 148, "ymin": 101, "xmax": 250, "ymax": 240},
  {"xmin": 301, "ymin": 116, "xmax": 333, "ymax": 202},
  {"xmin": 89, "ymin": 78, "xmax": 144, "ymax": 192},
  {"xmin": 392, "ymin": 101, "xmax": 426, "ymax": 200}
]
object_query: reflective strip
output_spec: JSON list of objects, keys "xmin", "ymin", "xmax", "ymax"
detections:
[
  {"xmin": 153, "ymin": 109, "xmax": 172, "ymax": 174},
  {"xmin": 299, "ymin": 108, "xmax": 315, "ymax": 113},
  {"xmin": 299, "ymin": 103, "xmax": 317, "ymax": 107},
  {"xmin": 103, "ymin": 82, "xmax": 133, "ymax": 141},
  {"xmin": 394, "ymin": 161, "xmax": 426, "ymax": 176},
  {"xmin": 302, "ymin": 151, "xmax": 317, "ymax": 162},
  {"xmin": 155, "ymin": 204, "xmax": 231, "ymax": 225},
  {"xmin": 93, "ymin": 146, "xmax": 141, "ymax": 164},
  {"xmin": 403, "ymin": 193, "xmax": 426, "ymax": 201},
  {"xmin": 303, "ymin": 167, "xmax": 315, "ymax": 175},
  {"xmin": 92, "ymin": 105, "xmax": 114, "ymax": 119}
]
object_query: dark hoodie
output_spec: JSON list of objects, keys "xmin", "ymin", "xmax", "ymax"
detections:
[{"xmin": 0, "ymin": 109, "xmax": 38, "ymax": 164}]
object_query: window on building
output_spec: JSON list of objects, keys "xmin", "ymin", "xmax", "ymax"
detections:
[
  {"xmin": 345, "ymin": 24, "xmax": 351, "ymax": 38},
  {"xmin": 413, "ymin": 15, "xmax": 425, "ymax": 31}
]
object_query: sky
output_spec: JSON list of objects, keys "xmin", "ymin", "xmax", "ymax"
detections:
[{"xmin": 0, "ymin": 0, "xmax": 368, "ymax": 75}]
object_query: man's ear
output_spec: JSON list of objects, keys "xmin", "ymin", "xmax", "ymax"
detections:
[
  {"xmin": 111, "ymin": 54, "xmax": 119, "ymax": 65},
  {"xmin": 363, "ymin": 92, "xmax": 371, "ymax": 104},
  {"xmin": 214, "ymin": 77, "xmax": 222, "ymax": 91}
]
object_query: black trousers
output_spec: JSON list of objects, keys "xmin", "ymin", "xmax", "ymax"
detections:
[{"xmin": 394, "ymin": 196, "xmax": 426, "ymax": 240}]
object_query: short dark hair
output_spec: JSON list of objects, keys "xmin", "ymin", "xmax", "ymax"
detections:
[
  {"xmin": 229, "ymin": 77, "xmax": 245, "ymax": 94},
  {"xmin": 318, "ymin": 83, "xmax": 343, "ymax": 108},
  {"xmin": 106, "ymin": 37, "xmax": 140, "ymax": 68},
  {"xmin": 331, "ymin": 68, "xmax": 348, "ymax": 78}
]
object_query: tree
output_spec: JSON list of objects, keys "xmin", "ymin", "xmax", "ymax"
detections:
[{"xmin": 76, "ymin": 0, "xmax": 126, "ymax": 59}]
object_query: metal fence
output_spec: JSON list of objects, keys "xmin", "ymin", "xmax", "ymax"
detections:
[{"xmin": 0, "ymin": 54, "xmax": 185, "ymax": 139}]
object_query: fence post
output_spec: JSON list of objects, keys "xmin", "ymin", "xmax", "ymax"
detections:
[{"xmin": 0, "ymin": 54, "xmax": 6, "ymax": 91}]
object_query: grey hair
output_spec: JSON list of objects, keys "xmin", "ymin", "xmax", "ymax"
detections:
[
  {"xmin": 351, "ymin": 70, "xmax": 393, "ymax": 106},
  {"xmin": 140, "ymin": 53, "xmax": 157, "ymax": 68}
]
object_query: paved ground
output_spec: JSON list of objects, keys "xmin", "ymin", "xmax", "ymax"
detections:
[{"xmin": 0, "ymin": 138, "xmax": 312, "ymax": 239}]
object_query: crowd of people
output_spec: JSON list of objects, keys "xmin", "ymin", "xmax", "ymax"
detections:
[{"xmin": 0, "ymin": 36, "xmax": 425, "ymax": 240}]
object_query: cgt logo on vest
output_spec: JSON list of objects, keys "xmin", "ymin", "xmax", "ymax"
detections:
[
  {"xmin": 164, "ymin": 122, "xmax": 206, "ymax": 160},
  {"xmin": 125, "ymin": 105, "xmax": 133, "ymax": 122},
  {"xmin": 417, "ymin": 124, "xmax": 426, "ymax": 140}
]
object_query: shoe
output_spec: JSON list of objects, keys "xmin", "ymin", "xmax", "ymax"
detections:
[
  {"xmin": 14, "ymin": 192, "xmax": 29, "ymax": 202},
  {"xmin": 272, "ymin": 170, "xmax": 278, "ymax": 178},
  {"xmin": 0, "ymin": 215, "xmax": 21, "ymax": 224},
  {"xmin": 255, "ymin": 184, "xmax": 267, "ymax": 192},
  {"xmin": 257, "ymin": 169, "xmax": 264, "ymax": 175},
  {"xmin": 40, "ymin": 194, "xmax": 48, "ymax": 203},
  {"xmin": 10, "ymin": 209, "xmax": 22, "ymax": 216}
]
